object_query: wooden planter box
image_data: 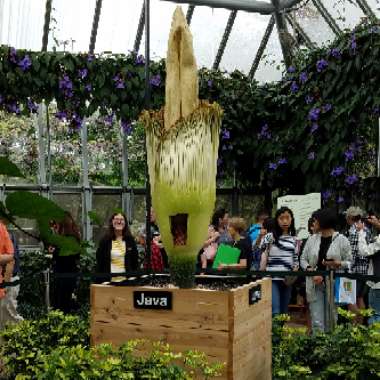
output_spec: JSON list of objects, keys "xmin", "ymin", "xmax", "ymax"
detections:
[{"xmin": 91, "ymin": 278, "xmax": 272, "ymax": 380}]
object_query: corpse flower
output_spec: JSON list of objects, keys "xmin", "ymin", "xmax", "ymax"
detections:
[{"xmin": 139, "ymin": 7, "xmax": 222, "ymax": 287}]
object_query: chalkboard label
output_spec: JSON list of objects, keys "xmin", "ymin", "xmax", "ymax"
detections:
[
  {"xmin": 249, "ymin": 284, "xmax": 262, "ymax": 305},
  {"xmin": 133, "ymin": 291, "xmax": 172, "ymax": 310}
]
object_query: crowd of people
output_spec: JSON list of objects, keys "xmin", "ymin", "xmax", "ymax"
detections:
[{"xmin": 0, "ymin": 204, "xmax": 379, "ymax": 333}]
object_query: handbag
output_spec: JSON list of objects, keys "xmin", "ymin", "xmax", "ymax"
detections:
[{"xmin": 334, "ymin": 277, "xmax": 357, "ymax": 304}]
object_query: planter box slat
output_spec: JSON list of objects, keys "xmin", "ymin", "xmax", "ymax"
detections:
[{"xmin": 91, "ymin": 278, "xmax": 271, "ymax": 380}]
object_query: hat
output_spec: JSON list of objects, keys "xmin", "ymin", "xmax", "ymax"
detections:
[{"xmin": 345, "ymin": 206, "xmax": 365, "ymax": 218}]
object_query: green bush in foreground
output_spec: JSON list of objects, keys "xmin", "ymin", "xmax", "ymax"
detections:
[
  {"xmin": 272, "ymin": 310, "xmax": 380, "ymax": 380},
  {"xmin": 0, "ymin": 311, "xmax": 89, "ymax": 378},
  {"xmin": 0, "ymin": 312, "xmax": 223, "ymax": 379}
]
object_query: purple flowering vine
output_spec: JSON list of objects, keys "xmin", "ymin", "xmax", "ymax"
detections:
[
  {"xmin": 305, "ymin": 95, "xmax": 314, "ymax": 105},
  {"xmin": 290, "ymin": 81, "xmax": 299, "ymax": 93},
  {"xmin": 221, "ymin": 129, "xmax": 230, "ymax": 140},
  {"xmin": 207, "ymin": 79, "xmax": 213, "ymax": 88},
  {"xmin": 345, "ymin": 174, "xmax": 358, "ymax": 185},
  {"xmin": 344, "ymin": 149, "xmax": 354, "ymax": 161},
  {"xmin": 308, "ymin": 107, "xmax": 321, "ymax": 122},
  {"xmin": 18, "ymin": 55, "xmax": 32, "ymax": 71},
  {"xmin": 322, "ymin": 104, "xmax": 332, "ymax": 113},
  {"xmin": 9, "ymin": 47, "xmax": 17, "ymax": 63},
  {"xmin": 27, "ymin": 99, "xmax": 38, "ymax": 113},
  {"xmin": 258, "ymin": 124, "xmax": 271, "ymax": 140},
  {"xmin": 113, "ymin": 74, "xmax": 125, "ymax": 89},
  {"xmin": 136, "ymin": 55, "xmax": 145, "ymax": 65},
  {"xmin": 337, "ymin": 196, "xmax": 345, "ymax": 204},
  {"xmin": 59, "ymin": 75, "xmax": 73, "ymax": 98},
  {"xmin": 268, "ymin": 163, "xmax": 278, "ymax": 170},
  {"xmin": 150, "ymin": 74, "xmax": 161, "ymax": 87},
  {"xmin": 322, "ymin": 190, "xmax": 332, "ymax": 201},
  {"xmin": 278, "ymin": 158, "xmax": 287, "ymax": 165},
  {"xmin": 299, "ymin": 72, "xmax": 308, "ymax": 84},
  {"xmin": 121, "ymin": 119, "xmax": 133, "ymax": 135},
  {"xmin": 329, "ymin": 48, "xmax": 341, "ymax": 59},
  {"xmin": 310, "ymin": 123, "xmax": 319, "ymax": 133},
  {"xmin": 287, "ymin": 66, "xmax": 296, "ymax": 73},
  {"xmin": 78, "ymin": 68, "xmax": 88, "ymax": 79},
  {"xmin": 104, "ymin": 113, "xmax": 114, "ymax": 126},
  {"xmin": 85, "ymin": 84, "xmax": 92, "ymax": 92},
  {"xmin": 71, "ymin": 113, "xmax": 83, "ymax": 129},
  {"xmin": 307, "ymin": 152, "xmax": 315, "ymax": 160},
  {"xmin": 331, "ymin": 166, "xmax": 344, "ymax": 177},
  {"xmin": 55, "ymin": 111, "xmax": 67, "ymax": 121},
  {"xmin": 316, "ymin": 59, "xmax": 328, "ymax": 72},
  {"xmin": 7, "ymin": 102, "xmax": 20, "ymax": 114},
  {"xmin": 350, "ymin": 34, "xmax": 357, "ymax": 53}
]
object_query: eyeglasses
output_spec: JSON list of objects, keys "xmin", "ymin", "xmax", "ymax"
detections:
[{"xmin": 113, "ymin": 218, "xmax": 125, "ymax": 223}]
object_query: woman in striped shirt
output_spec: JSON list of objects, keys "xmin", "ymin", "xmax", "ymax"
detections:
[{"xmin": 260, "ymin": 207, "xmax": 300, "ymax": 316}]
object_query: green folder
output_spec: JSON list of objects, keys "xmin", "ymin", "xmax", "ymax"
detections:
[{"xmin": 212, "ymin": 244, "xmax": 241, "ymax": 269}]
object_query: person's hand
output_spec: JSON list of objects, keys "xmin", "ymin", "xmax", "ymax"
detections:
[
  {"xmin": 323, "ymin": 259, "xmax": 341, "ymax": 269},
  {"xmin": 218, "ymin": 263, "xmax": 226, "ymax": 271},
  {"xmin": 0, "ymin": 254, "xmax": 13, "ymax": 265},
  {"xmin": 313, "ymin": 276, "xmax": 323, "ymax": 285},
  {"xmin": 367, "ymin": 215, "xmax": 380, "ymax": 230}
]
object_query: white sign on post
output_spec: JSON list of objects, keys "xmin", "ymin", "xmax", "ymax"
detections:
[{"xmin": 277, "ymin": 193, "xmax": 321, "ymax": 239}]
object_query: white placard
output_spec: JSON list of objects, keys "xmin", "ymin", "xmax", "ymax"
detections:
[{"xmin": 277, "ymin": 193, "xmax": 321, "ymax": 239}]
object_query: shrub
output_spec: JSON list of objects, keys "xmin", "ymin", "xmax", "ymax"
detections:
[
  {"xmin": 31, "ymin": 341, "xmax": 224, "ymax": 380},
  {"xmin": 272, "ymin": 311, "xmax": 380, "ymax": 380},
  {"xmin": 0, "ymin": 310, "xmax": 89, "ymax": 378},
  {"xmin": 18, "ymin": 249, "xmax": 50, "ymax": 319}
]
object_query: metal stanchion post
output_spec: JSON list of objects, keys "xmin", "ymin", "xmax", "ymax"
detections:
[
  {"xmin": 43, "ymin": 269, "xmax": 50, "ymax": 310},
  {"xmin": 326, "ymin": 269, "xmax": 336, "ymax": 332}
]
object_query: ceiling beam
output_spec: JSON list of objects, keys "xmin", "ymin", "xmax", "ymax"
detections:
[
  {"xmin": 213, "ymin": 10, "xmax": 237, "ymax": 70},
  {"xmin": 159, "ymin": 0, "xmax": 303, "ymax": 15}
]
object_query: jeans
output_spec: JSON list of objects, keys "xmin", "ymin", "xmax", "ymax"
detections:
[
  {"xmin": 368, "ymin": 288, "xmax": 380, "ymax": 325},
  {"xmin": 309, "ymin": 284, "xmax": 327, "ymax": 333},
  {"xmin": 272, "ymin": 280, "xmax": 292, "ymax": 316}
]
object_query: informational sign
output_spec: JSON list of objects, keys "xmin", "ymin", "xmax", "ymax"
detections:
[
  {"xmin": 277, "ymin": 193, "xmax": 321, "ymax": 239},
  {"xmin": 133, "ymin": 291, "xmax": 173, "ymax": 310}
]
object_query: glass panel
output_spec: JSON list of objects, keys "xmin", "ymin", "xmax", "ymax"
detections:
[
  {"xmin": 92, "ymin": 194, "xmax": 122, "ymax": 244},
  {"xmin": 131, "ymin": 194, "xmax": 146, "ymax": 226},
  {"xmin": 51, "ymin": 193, "xmax": 82, "ymax": 227},
  {"xmin": 254, "ymin": 24, "xmax": 284, "ymax": 83},
  {"xmin": 239, "ymin": 195, "xmax": 265, "ymax": 224},
  {"xmin": 190, "ymin": 6, "xmax": 231, "ymax": 68},
  {"xmin": 48, "ymin": 0, "xmax": 95, "ymax": 52},
  {"xmin": 0, "ymin": 0, "xmax": 45, "ymax": 50},
  {"xmin": 140, "ymin": 1, "xmax": 187, "ymax": 59},
  {"xmin": 95, "ymin": 0, "xmax": 143, "ymax": 53},
  {"xmin": 219, "ymin": 11, "xmax": 272, "ymax": 75},
  {"xmin": 290, "ymin": 3, "xmax": 335, "ymax": 46},
  {"xmin": 50, "ymin": 117, "xmax": 82, "ymax": 185},
  {"xmin": 215, "ymin": 194, "xmax": 232, "ymax": 213},
  {"xmin": 324, "ymin": 0, "xmax": 365, "ymax": 30},
  {"xmin": 0, "ymin": 112, "xmax": 38, "ymax": 184},
  {"xmin": 87, "ymin": 120, "xmax": 122, "ymax": 186},
  {"xmin": 366, "ymin": 0, "xmax": 380, "ymax": 18}
]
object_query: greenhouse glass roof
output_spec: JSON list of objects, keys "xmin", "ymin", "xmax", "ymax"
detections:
[{"xmin": 0, "ymin": 0, "xmax": 379, "ymax": 83}]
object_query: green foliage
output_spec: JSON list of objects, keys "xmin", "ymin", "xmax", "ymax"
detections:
[
  {"xmin": 272, "ymin": 313, "xmax": 380, "ymax": 380},
  {"xmin": 168, "ymin": 254, "xmax": 197, "ymax": 289},
  {"xmin": 0, "ymin": 310, "xmax": 89, "ymax": 379},
  {"xmin": 17, "ymin": 250, "xmax": 50, "ymax": 319},
  {"xmin": 0, "ymin": 156, "xmax": 24, "ymax": 177},
  {"xmin": 0, "ymin": 312, "xmax": 222, "ymax": 380},
  {"xmin": 31, "ymin": 341, "xmax": 223, "ymax": 380}
]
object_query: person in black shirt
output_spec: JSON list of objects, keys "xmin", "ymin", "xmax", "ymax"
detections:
[{"xmin": 218, "ymin": 217, "xmax": 250, "ymax": 270}]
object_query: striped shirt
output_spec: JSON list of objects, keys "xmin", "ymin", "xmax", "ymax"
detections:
[{"xmin": 266, "ymin": 235, "xmax": 299, "ymax": 279}]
